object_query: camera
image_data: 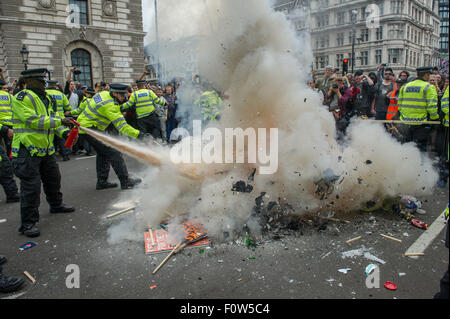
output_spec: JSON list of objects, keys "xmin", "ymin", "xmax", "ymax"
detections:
[
  {"xmin": 73, "ymin": 67, "xmax": 81, "ymax": 75},
  {"xmin": 332, "ymin": 84, "xmax": 339, "ymax": 89}
]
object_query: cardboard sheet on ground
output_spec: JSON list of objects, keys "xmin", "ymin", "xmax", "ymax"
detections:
[{"xmin": 145, "ymin": 222, "xmax": 209, "ymax": 254}]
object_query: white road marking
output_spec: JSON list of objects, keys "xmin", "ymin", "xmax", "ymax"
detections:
[
  {"xmin": 405, "ymin": 210, "xmax": 447, "ymax": 259},
  {"xmin": 1, "ymin": 291, "xmax": 27, "ymax": 299},
  {"xmin": 75, "ymin": 155, "xmax": 96, "ymax": 161}
]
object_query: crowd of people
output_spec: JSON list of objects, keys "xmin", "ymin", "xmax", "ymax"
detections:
[{"xmin": 310, "ymin": 64, "xmax": 449, "ymax": 188}]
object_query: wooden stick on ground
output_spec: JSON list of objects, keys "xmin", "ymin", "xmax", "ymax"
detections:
[
  {"xmin": 106, "ymin": 206, "xmax": 136, "ymax": 219},
  {"xmin": 346, "ymin": 236, "xmax": 362, "ymax": 244},
  {"xmin": 404, "ymin": 253, "xmax": 425, "ymax": 257},
  {"xmin": 152, "ymin": 242, "xmax": 186, "ymax": 275},
  {"xmin": 380, "ymin": 234, "xmax": 402, "ymax": 243},
  {"xmin": 24, "ymin": 271, "xmax": 36, "ymax": 283},
  {"xmin": 321, "ymin": 216, "xmax": 351, "ymax": 224}
]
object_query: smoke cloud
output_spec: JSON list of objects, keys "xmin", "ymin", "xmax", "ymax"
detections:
[{"xmin": 108, "ymin": 0, "xmax": 438, "ymax": 244}]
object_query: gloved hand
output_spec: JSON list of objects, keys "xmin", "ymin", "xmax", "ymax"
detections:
[
  {"xmin": 137, "ymin": 132, "xmax": 152, "ymax": 140},
  {"xmin": 61, "ymin": 117, "xmax": 75, "ymax": 128}
]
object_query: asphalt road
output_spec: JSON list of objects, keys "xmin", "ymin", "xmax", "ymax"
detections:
[{"xmin": 0, "ymin": 152, "xmax": 448, "ymax": 301}]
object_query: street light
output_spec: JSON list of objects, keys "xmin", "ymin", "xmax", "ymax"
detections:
[
  {"xmin": 20, "ymin": 45, "xmax": 29, "ymax": 71},
  {"xmin": 351, "ymin": 9, "xmax": 358, "ymax": 74},
  {"xmin": 154, "ymin": 0, "xmax": 160, "ymax": 81}
]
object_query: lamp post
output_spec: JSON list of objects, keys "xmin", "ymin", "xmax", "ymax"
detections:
[
  {"xmin": 20, "ymin": 45, "xmax": 29, "ymax": 71},
  {"xmin": 154, "ymin": 0, "xmax": 160, "ymax": 81},
  {"xmin": 351, "ymin": 9, "xmax": 358, "ymax": 74}
]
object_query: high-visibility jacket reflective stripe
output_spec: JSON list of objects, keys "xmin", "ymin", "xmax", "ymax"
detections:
[
  {"xmin": 442, "ymin": 86, "xmax": 449, "ymax": 127},
  {"xmin": 0, "ymin": 90, "xmax": 13, "ymax": 126},
  {"xmin": 11, "ymin": 89, "xmax": 68, "ymax": 157},
  {"xmin": 46, "ymin": 89, "xmax": 72, "ymax": 117},
  {"xmin": 77, "ymin": 91, "xmax": 140, "ymax": 139},
  {"xmin": 398, "ymin": 79, "xmax": 439, "ymax": 125},
  {"xmin": 121, "ymin": 89, "xmax": 166, "ymax": 119},
  {"xmin": 386, "ymin": 89, "xmax": 399, "ymax": 120},
  {"xmin": 70, "ymin": 96, "xmax": 91, "ymax": 117}
]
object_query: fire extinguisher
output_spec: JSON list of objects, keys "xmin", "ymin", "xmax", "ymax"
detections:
[{"xmin": 64, "ymin": 119, "xmax": 81, "ymax": 150}]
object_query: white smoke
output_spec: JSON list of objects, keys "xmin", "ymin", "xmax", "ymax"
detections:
[{"xmin": 109, "ymin": 0, "xmax": 438, "ymax": 244}]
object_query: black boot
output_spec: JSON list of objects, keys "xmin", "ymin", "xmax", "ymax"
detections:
[
  {"xmin": 18, "ymin": 224, "xmax": 40, "ymax": 238},
  {"xmin": 0, "ymin": 256, "xmax": 6, "ymax": 265},
  {"xmin": 96, "ymin": 181, "xmax": 118, "ymax": 190},
  {"xmin": 6, "ymin": 193, "xmax": 20, "ymax": 203},
  {"xmin": 50, "ymin": 204, "xmax": 75, "ymax": 214},
  {"xmin": 121, "ymin": 177, "xmax": 142, "ymax": 190},
  {"xmin": 0, "ymin": 267, "xmax": 24, "ymax": 293}
]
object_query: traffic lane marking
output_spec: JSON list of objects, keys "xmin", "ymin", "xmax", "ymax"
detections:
[{"xmin": 405, "ymin": 210, "xmax": 447, "ymax": 259}]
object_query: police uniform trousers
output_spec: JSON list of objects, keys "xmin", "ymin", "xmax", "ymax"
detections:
[
  {"xmin": 12, "ymin": 145, "xmax": 63, "ymax": 227},
  {"xmin": 54, "ymin": 135, "xmax": 71, "ymax": 158},
  {"xmin": 84, "ymin": 134, "xmax": 129, "ymax": 184},
  {"xmin": 137, "ymin": 113, "xmax": 162, "ymax": 139},
  {"xmin": 402, "ymin": 124, "xmax": 431, "ymax": 153},
  {"xmin": 0, "ymin": 145, "xmax": 18, "ymax": 199}
]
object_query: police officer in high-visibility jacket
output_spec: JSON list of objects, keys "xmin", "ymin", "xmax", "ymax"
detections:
[
  {"xmin": 11, "ymin": 68, "xmax": 76, "ymax": 238},
  {"xmin": 443, "ymin": 86, "xmax": 449, "ymax": 128},
  {"xmin": 0, "ymin": 120, "xmax": 20, "ymax": 204},
  {"xmin": 398, "ymin": 66, "xmax": 439, "ymax": 152},
  {"xmin": 46, "ymin": 80, "xmax": 72, "ymax": 161},
  {"xmin": 77, "ymin": 84, "xmax": 146, "ymax": 190},
  {"xmin": 0, "ymin": 79, "xmax": 14, "ymax": 154},
  {"xmin": 195, "ymin": 84, "xmax": 223, "ymax": 124},
  {"xmin": 67, "ymin": 87, "xmax": 95, "ymax": 156},
  {"xmin": 121, "ymin": 80, "xmax": 167, "ymax": 139}
]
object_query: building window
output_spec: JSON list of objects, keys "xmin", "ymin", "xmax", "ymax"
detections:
[
  {"xmin": 337, "ymin": 33, "xmax": 344, "ymax": 46},
  {"xmin": 375, "ymin": 49, "xmax": 382, "ymax": 64},
  {"xmin": 69, "ymin": 0, "xmax": 89, "ymax": 25},
  {"xmin": 360, "ymin": 29, "xmax": 369, "ymax": 42},
  {"xmin": 360, "ymin": 51, "xmax": 369, "ymax": 65},
  {"xmin": 350, "ymin": 10, "xmax": 358, "ymax": 22},
  {"xmin": 376, "ymin": 26, "xmax": 383, "ymax": 40},
  {"xmin": 388, "ymin": 24, "xmax": 404, "ymax": 39},
  {"xmin": 337, "ymin": 11, "xmax": 345, "ymax": 25},
  {"xmin": 391, "ymin": 0, "xmax": 404, "ymax": 14},
  {"xmin": 336, "ymin": 54, "xmax": 344, "ymax": 67},
  {"xmin": 388, "ymin": 48, "xmax": 402, "ymax": 64},
  {"xmin": 317, "ymin": 14, "xmax": 329, "ymax": 28},
  {"xmin": 71, "ymin": 49, "xmax": 92, "ymax": 87},
  {"xmin": 320, "ymin": 35, "xmax": 330, "ymax": 48},
  {"xmin": 349, "ymin": 31, "xmax": 354, "ymax": 44}
]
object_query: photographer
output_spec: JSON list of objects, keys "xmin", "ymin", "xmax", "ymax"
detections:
[
  {"xmin": 353, "ymin": 70, "xmax": 375, "ymax": 117},
  {"xmin": 64, "ymin": 67, "xmax": 84, "ymax": 109},
  {"xmin": 326, "ymin": 77, "xmax": 350, "ymax": 121},
  {"xmin": 372, "ymin": 67, "xmax": 395, "ymax": 120}
]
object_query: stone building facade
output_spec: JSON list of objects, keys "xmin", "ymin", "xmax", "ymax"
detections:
[
  {"xmin": 0, "ymin": 0, "xmax": 146, "ymax": 87},
  {"xmin": 274, "ymin": 0, "xmax": 442, "ymax": 75}
]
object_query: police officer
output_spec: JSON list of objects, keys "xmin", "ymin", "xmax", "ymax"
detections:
[
  {"xmin": 0, "ymin": 122, "xmax": 19, "ymax": 204},
  {"xmin": 77, "ymin": 83, "xmax": 146, "ymax": 190},
  {"xmin": 121, "ymin": 80, "xmax": 167, "ymax": 139},
  {"xmin": 46, "ymin": 80, "xmax": 72, "ymax": 161},
  {"xmin": 11, "ymin": 68, "xmax": 76, "ymax": 238},
  {"xmin": 398, "ymin": 66, "xmax": 440, "ymax": 152},
  {"xmin": 437, "ymin": 85, "xmax": 449, "ymax": 188},
  {"xmin": 0, "ymin": 78, "xmax": 20, "ymax": 203},
  {"xmin": 67, "ymin": 87, "xmax": 96, "ymax": 156},
  {"xmin": 0, "ymin": 79, "xmax": 14, "ymax": 154},
  {"xmin": 195, "ymin": 83, "xmax": 223, "ymax": 124}
]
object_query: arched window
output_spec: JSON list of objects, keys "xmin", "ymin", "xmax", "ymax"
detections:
[{"xmin": 71, "ymin": 48, "xmax": 93, "ymax": 87}]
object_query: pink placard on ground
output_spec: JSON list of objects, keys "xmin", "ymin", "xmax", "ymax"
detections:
[{"xmin": 145, "ymin": 229, "xmax": 210, "ymax": 255}]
